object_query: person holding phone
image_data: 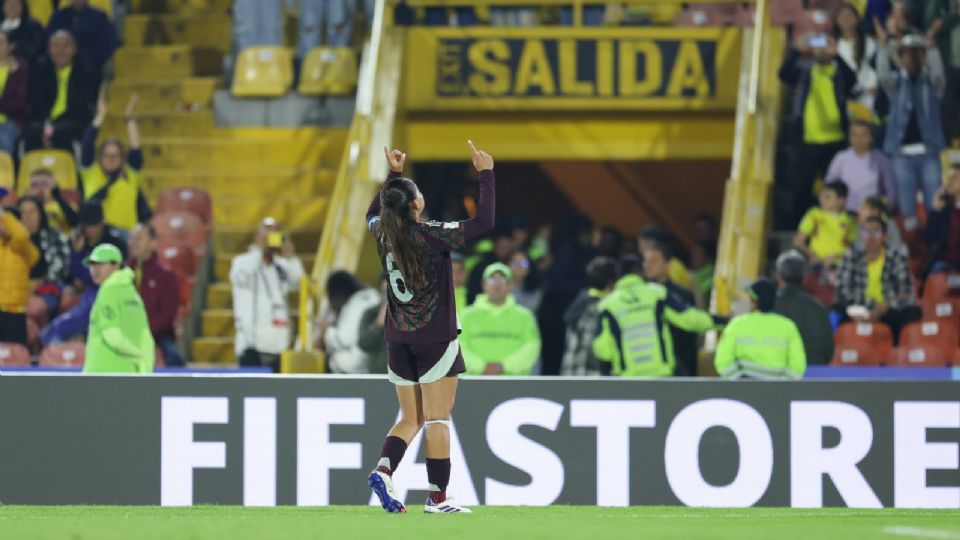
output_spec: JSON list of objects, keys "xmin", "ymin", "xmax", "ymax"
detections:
[
  {"xmin": 925, "ymin": 163, "xmax": 960, "ymax": 273},
  {"xmin": 778, "ymin": 31, "xmax": 858, "ymax": 228},
  {"xmin": 229, "ymin": 216, "xmax": 304, "ymax": 372}
]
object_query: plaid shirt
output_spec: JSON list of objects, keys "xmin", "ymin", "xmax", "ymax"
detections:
[{"xmin": 835, "ymin": 246, "xmax": 914, "ymax": 310}]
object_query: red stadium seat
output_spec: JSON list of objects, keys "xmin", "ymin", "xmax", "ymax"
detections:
[
  {"xmin": 899, "ymin": 321, "xmax": 958, "ymax": 353},
  {"xmin": 803, "ymin": 272, "xmax": 835, "ymax": 308},
  {"xmin": 38, "ymin": 343, "xmax": 85, "ymax": 368},
  {"xmin": 0, "ymin": 342, "xmax": 31, "ymax": 366},
  {"xmin": 156, "ymin": 187, "xmax": 212, "ymax": 227},
  {"xmin": 923, "ymin": 272, "xmax": 960, "ymax": 302},
  {"xmin": 831, "ymin": 321, "xmax": 893, "ymax": 366},
  {"xmin": 155, "ymin": 239, "xmax": 198, "ymax": 278},
  {"xmin": 922, "ymin": 299, "xmax": 960, "ymax": 340},
  {"xmin": 152, "ymin": 211, "xmax": 208, "ymax": 254},
  {"xmin": 887, "ymin": 346, "xmax": 952, "ymax": 367}
]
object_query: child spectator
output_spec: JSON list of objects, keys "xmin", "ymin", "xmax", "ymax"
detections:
[{"xmin": 794, "ymin": 180, "xmax": 857, "ymax": 267}]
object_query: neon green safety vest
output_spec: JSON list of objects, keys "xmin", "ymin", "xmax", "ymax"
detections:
[
  {"xmin": 592, "ymin": 274, "xmax": 719, "ymax": 377},
  {"xmin": 714, "ymin": 311, "xmax": 806, "ymax": 380}
]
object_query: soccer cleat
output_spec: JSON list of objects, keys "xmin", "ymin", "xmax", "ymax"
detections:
[
  {"xmin": 368, "ymin": 470, "xmax": 406, "ymax": 513},
  {"xmin": 424, "ymin": 496, "xmax": 472, "ymax": 514}
]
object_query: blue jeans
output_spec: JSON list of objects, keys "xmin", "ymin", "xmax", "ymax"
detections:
[
  {"xmin": 157, "ymin": 338, "xmax": 184, "ymax": 367},
  {"xmin": 891, "ymin": 154, "xmax": 942, "ymax": 217},
  {"xmin": 298, "ymin": 0, "xmax": 354, "ymax": 56},
  {"xmin": 0, "ymin": 121, "xmax": 21, "ymax": 155},
  {"xmin": 232, "ymin": 0, "xmax": 283, "ymax": 50}
]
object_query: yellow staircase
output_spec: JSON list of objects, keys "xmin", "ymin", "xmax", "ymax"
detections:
[{"xmin": 113, "ymin": 0, "xmax": 347, "ymax": 366}]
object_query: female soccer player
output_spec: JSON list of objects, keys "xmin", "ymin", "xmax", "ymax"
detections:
[{"xmin": 366, "ymin": 141, "xmax": 495, "ymax": 514}]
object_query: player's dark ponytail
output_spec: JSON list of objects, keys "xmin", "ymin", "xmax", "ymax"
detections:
[{"xmin": 379, "ymin": 178, "xmax": 428, "ymax": 294}]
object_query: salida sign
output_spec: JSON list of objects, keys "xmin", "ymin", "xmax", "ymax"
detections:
[
  {"xmin": 160, "ymin": 396, "xmax": 960, "ymax": 508},
  {"xmin": 404, "ymin": 28, "xmax": 742, "ymax": 110}
]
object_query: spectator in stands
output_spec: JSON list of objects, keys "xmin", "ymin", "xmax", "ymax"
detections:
[
  {"xmin": 560, "ymin": 256, "xmax": 617, "ymax": 376},
  {"xmin": 129, "ymin": 223, "xmax": 183, "ymax": 367},
  {"xmin": 923, "ymin": 2, "xmax": 960, "ymax": 139},
  {"xmin": 794, "ymin": 180, "xmax": 857, "ymax": 267},
  {"xmin": 690, "ymin": 239, "xmax": 716, "ymax": 304},
  {"xmin": 825, "ymin": 120, "xmax": 896, "ymax": 213},
  {"xmin": 509, "ymin": 250, "xmax": 542, "ymax": 313},
  {"xmin": 26, "ymin": 30, "xmax": 100, "ymax": 152},
  {"xmin": 0, "ymin": 206, "xmax": 39, "ymax": 345},
  {"xmin": 715, "ymin": 278, "xmax": 806, "ymax": 380},
  {"xmin": 461, "ymin": 263, "xmax": 541, "ymax": 376},
  {"xmin": 231, "ymin": 217, "xmax": 304, "ymax": 372},
  {"xmin": 82, "ymin": 243, "xmax": 154, "ymax": 374},
  {"xmin": 0, "ymin": 29, "xmax": 27, "ymax": 155},
  {"xmin": 18, "ymin": 195, "xmax": 69, "ymax": 313},
  {"xmin": 779, "ymin": 33, "xmax": 857, "ymax": 226},
  {"xmin": 41, "ymin": 202, "xmax": 126, "ymax": 346},
  {"xmin": 773, "ymin": 250, "xmax": 835, "ymax": 365},
  {"xmin": 232, "ymin": 0, "xmax": 282, "ymax": 52},
  {"xmin": 466, "ymin": 225, "xmax": 514, "ymax": 305},
  {"xmin": 357, "ymin": 272, "xmax": 389, "ymax": 376},
  {"xmin": 1, "ymin": 0, "xmax": 43, "ymax": 66},
  {"xmin": 539, "ymin": 214, "xmax": 594, "ymax": 375},
  {"xmin": 25, "ymin": 168, "xmax": 80, "ymax": 233},
  {"xmin": 836, "ymin": 3, "xmax": 880, "ymax": 110},
  {"xmin": 875, "ymin": 26, "xmax": 947, "ymax": 222},
  {"xmin": 47, "ymin": 0, "xmax": 116, "ymax": 72},
  {"xmin": 692, "ymin": 212, "xmax": 718, "ymax": 247},
  {"xmin": 885, "ymin": 1, "xmax": 916, "ymax": 42},
  {"xmin": 639, "ymin": 224, "xmax": 694, "ymax": 291},
  {"xmin": 856, "ymin": 195, "xmax": 903, "ymax": 251},
  {"xmin": 451, "ymin": 251, "xmax": 467, "ymax": 313},
  {"xmin": 835, "ymin": 216, "xmax": 921, "ymax": 342},
  {"xmin": 642, "ymin": 238, "xmax": 699, "ymax": 377},
  {"xmin": 322, "ymin": 270, "xmax": 380, "ymax": 374},
  {"xmin": 82, "ymin": 92, "xmax": 150, "ymax": 233},
  {"xmin": 593, "ymin": 254, "xmax": 723, "ymax": 378},
  {"xmin": 592, "ymin": 225, "xmax": 623, "ymax": 258},
  {"xmin": 925, "ymin": 163, "xmax": 960, "ymax": 272},
  {"xmin": 68, "ymin": 201, "xmax": 127, "ymax": 290}
]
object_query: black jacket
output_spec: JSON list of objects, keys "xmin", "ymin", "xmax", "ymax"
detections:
[
  {"xmin": 925, "ymin": 202, "xmax": 960, "ymax": 270},
  {"xmin": 779, "ymin": 48, "xmax": 857, "ymax": 143},
  {"xmin": 28, "ymin": 56, "xmax": 100, "ymax": 124},
  {"xmin": 774, "ymin": 285, "xmax": 835, "ymax": 365},
  {"xmin": 3, "ymin": 17, "xmax": 44, "ymax": 66}
]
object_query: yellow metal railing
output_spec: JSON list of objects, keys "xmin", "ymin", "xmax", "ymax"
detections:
[
  {"xmin": 296, "ymin": 0, "xmax": 403, "ymax": 356},
  {"xmin": 711, "ymin": 0, "xmax": 785, "ymax": 317}
]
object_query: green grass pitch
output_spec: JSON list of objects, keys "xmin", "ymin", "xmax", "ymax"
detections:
[{"xmin": 1, "ymin": 506, "xmax": 959, "ymax": 540}]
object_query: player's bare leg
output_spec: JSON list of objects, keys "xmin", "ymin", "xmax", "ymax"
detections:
[
  {"xmin": 369, "ymin": 385, "xmax": 423, "ymax": 513},
  {"xmin": 420, "ymin": 375, "xmax": 470, "ymax": 513}
]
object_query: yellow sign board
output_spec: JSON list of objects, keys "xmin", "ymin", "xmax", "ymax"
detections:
[{"xmin": 404, "ymin": 27, "xmax": 742, "ymax": 111}]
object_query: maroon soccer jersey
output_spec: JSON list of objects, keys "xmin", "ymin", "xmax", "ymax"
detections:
[{"xmin": 367, "ymin": 170, "xmax": 495, "ymax": 344}]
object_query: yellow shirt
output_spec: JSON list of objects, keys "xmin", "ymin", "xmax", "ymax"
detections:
[
  {"xmin": 0, "ymin": 65, "xmax": 9, "ymax": 123},
  {"xmin": 799, "ymin": 207, "xmax": 857, "ymax": 260},
  {"xmin": 51, "ymin": 65, "xmax": 72, "ymax": 120},
  {"xmin": 668, "ymin": 258, "xmax": 694, "ymax": 290},
  {"xmin": 81, "ymin": 164, "xmax": 141, "ymax": 230},
  {"xmin": 866, "ymin": 250, "xmax": 885, "ymax": 304},
  {"xmin": 803, "ymin": 64, "xmax": 845, "ymax": 144}
]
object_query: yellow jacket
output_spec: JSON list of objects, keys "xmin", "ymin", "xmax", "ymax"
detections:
[
  {"xmin": 0, "ymin": 212, "xmax": 40, "ymax": 311},
  {"xmin": 82, "ymin": 164, "xmax": 141, "ymax": 230}
]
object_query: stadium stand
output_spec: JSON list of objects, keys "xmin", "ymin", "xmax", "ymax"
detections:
[{"xmin": 830, "ymin": 322, "xmax": 894, "ymax": 367}]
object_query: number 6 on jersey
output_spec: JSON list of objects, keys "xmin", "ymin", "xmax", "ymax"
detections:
[{"xmin": 385, "ymin": 252, "xmax": 413, "ymax": 303}]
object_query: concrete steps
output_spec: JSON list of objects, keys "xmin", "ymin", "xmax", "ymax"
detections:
[
  {"xmin": 107, "ymin": 77, "xmax": 219, "ymax": 110},
  {"xmin": 124, "ymin": 14, "xmax": 231, "ymax": 53},
  {"xmin": 140, "ymin": 168, "xmax": 336, "ymax": 199},
  {"xmin": 191, "ymin": 336, "xmax": 235, "ymax": 364},
  {"xmin": 115, "ymin": 45, "xmax": 222, "ymax": 78},
  {"xmin": 139, "ymin": 131, "xmax": 344, "ymax": 168},
  {"xmin": 102, "ymin": 110, "xmax": 214, "ymax": 138},
  {"xmin": 202, "ymin": 309, "xmax": 300, "ymax": 337},
  {"xmin": 131, "ymin": 0, "xmax": 234, "ymax": 16}
]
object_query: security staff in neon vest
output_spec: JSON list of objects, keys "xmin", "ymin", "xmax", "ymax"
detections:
[
  {"xmin": 592, "ymin": 254, "xmax": 725, "ymax": 377},
  {"xmin": 714, "ymin": 278, "xmax": 806, "ymax": 380}
]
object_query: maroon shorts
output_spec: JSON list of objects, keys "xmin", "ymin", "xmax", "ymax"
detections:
[{"xmin": 386, "ymin": 339, "xmax": 465, "ymax": 385}]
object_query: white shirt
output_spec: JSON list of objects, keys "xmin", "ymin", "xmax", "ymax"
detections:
[
  {"xmin": 230, "ymin": 246, "xmax": 305, "ymax": 355},
  {"xmin": 838, "ymin": 36, "xmax": 879, "ymax": 110},
  {"xmin": 325, "ymin": 288, "xmax": 382, "ymax": 374}
]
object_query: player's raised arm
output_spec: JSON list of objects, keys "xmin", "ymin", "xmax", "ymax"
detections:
[
  {"xmin": 368, "ymin": 146, "xmax": 408, "ymax": 225},
  {"xmin": 464, "ymin": 139, "xmax": 495, "ymax": 241}
]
